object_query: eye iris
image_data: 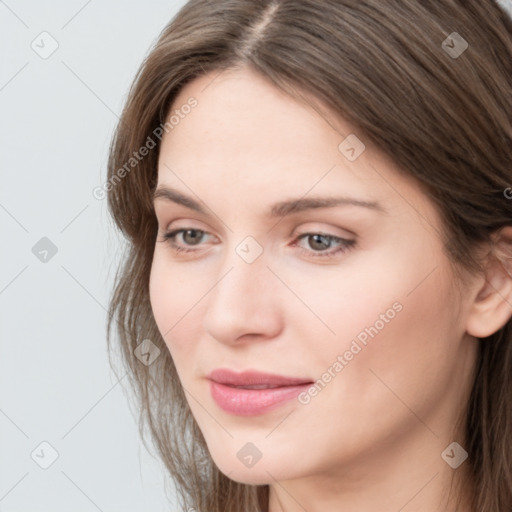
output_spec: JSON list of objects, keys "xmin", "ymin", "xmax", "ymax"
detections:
[
  {"xmin": 183, "ymin": 229, "xmax": 203, "ymax": 245},
  {"xmin": 308, "ymin": 234, "xmax": 331, "ymax": 251}
]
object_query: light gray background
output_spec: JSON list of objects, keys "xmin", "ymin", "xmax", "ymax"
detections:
[
  {"xmin": 1, "ymin": 1, "xmax": 511, "ymax": 511},
  {"xmin": 0, "ymin": 1, "xmax": 187, "ymax": 511}
]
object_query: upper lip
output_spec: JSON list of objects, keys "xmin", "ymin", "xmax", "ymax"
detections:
[{"xmin": 208, "ymin": 369, "xmax": 313, "ymax": 387}]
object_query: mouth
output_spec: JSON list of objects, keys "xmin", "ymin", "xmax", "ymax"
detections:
[
  {"xmin": 207, "ymin": 368, "xmax": 313, "ymax": 387},
  {"xmin": 228, "ymin": 384, "xmax": 284, "ymax": 389},
  {"xmin": 207, "ymin": 368, "xmax": 314, "ymax": 416}
]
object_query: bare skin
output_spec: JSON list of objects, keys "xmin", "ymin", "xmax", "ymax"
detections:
[{"xmin": 149, "ymin": 66, "xmax": 512, "ymax": 512}]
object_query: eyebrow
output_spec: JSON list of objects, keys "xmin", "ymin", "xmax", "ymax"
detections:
[{"xmin": 153, "ymin": 185, "xmax": 386, "ymax": 217}]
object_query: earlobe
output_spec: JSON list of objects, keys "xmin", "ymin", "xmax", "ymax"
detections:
[{"xmin": 465, "ymin": 226, "xmax": 512, "ymax": 339}]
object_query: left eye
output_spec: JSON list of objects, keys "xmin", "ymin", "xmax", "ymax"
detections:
[
  {"xmin": 159, "ymin": 228, "xmax": 356, "ymax": 259},
  {"xmin": 293, "ymin": 233, "xmax": 356, "ymax": 258},
  {"xmin": 297, "ymin": 233, "xmax": 339, "ymax": 251}
]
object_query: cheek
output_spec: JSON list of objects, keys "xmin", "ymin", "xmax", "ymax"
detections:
[
  {"xmin": 148, "ymin": 253, "xmax": 210, "ymax": 359},
  {"xmin": 274, "ymin": 244, "xmax": 417, "ymax": 353},
  {"xmin": 306, "ymin": 250, "xmax": 462, "ymax": 427}
]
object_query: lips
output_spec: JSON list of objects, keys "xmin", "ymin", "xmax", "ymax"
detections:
[
  {"xmin": 207, "ymin": 368, "xmax": 313, "ymax": 388},
  {"xmin": 231, "ymin": 384, "xmax": 281, "ymax": 389},
  {"xmin": 207, "ymin": 369, "xmax": 314, "ymax": 416}
]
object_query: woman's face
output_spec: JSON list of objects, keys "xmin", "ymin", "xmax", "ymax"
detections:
[{"xmin": 149, "ymin": 67, "xmax": 478, "ymax": 486}]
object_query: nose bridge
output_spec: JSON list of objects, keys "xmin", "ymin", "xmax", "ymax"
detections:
[
  {"xmin": 203, "ymin": 242, "xmax": 282, "ymax": 343},
  {"xmin": 209, "ymin": 247, "xmax": 271, "ymax": 315},
  {"xmin": 215, "ymin": 234, "xmax": 271, "ymax": 299}
]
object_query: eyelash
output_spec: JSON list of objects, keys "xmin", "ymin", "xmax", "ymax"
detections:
[{"xmin": 159, "ymin": 228, "xmax": 356, "ymax": 259}]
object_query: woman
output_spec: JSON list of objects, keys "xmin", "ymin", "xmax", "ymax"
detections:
[{"xmin": 105, "ymin": 1, "xmax": 512, "ymax": 510}]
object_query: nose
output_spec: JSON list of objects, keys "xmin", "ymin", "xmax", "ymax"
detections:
[{"xmin": 202, "ymin": 250, "xmax": 284, "ymax": 346}]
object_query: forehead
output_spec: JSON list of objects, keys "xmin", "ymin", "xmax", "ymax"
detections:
[
  {"xmin": 161, "ymin": 68, "xmax": 362, "ymax": 187},
  {"xmin": 156, "ymin": 67, "xmax": 436, "ymax": 227},
  {"xmin": 163, "ymin": 67, "xmax": 344, "ymax": 163}
]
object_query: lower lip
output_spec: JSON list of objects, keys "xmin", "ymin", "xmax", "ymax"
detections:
[{"xmin": 209, "ymin": 381, "xmax": 312, "ymax": 416}]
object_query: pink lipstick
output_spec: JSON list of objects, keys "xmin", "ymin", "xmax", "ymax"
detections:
[{"xmin": 208, "ymin": 369, "xmax": 313, "ymax": 416}]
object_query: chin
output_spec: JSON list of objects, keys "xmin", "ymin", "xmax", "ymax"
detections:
[
  {"xmin": 216, "ymin": 465, "xmax": 275, "ymax": 486},
  {"xmin": 210, "ymin": 449, "xmax": 304, "ymax": 486}
]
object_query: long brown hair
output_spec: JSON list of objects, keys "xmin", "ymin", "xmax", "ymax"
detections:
[{"xmin": 105, "ymin": 1, "xmax": 512, "ymax": 510}]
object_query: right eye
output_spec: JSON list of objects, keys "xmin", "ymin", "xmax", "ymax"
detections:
[{"xmin": 159, "ymin": 228, "xmax": 215, "ymax": 253}]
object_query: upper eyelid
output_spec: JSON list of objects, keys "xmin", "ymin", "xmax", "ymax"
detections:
[
  {"xmin": 162, "ymin": 228, "xmax": 219, "ymax": 245},
  {"xmin": 159, "ymin": 218, "xmax": 356, "ymax": 238}
]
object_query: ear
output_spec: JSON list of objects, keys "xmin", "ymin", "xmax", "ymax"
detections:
[{"xmin": 465, "ymin": 226, "xmax": 512, "ymax": 338}]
